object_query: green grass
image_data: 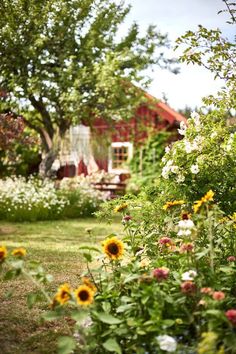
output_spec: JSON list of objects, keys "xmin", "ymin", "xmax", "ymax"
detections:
[{"xmin": 0, "ymin": 219, "xmax": 122, "ymax": 354}]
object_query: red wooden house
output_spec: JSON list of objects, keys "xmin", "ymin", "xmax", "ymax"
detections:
[{"xmin": 55, "ymin": 94, "xmax": 186, "ymax": 179}]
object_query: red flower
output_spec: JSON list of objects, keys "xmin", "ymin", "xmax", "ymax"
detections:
[
  {"xmin": 225, "ymin": 309, "xmax": 236, "ymax": 325},
  {"xmin": 181, "ymin": 281, "xmax": 196, "ymax": 295},
  {"xmin": 153, "ymin": 267, "xmax": 169, "ymax": 281},
  {"xmin": 227, "ymin": 256, "xmax": 236, "ymax": 262},
  {"xmin": 122, "ymin": 215, "xmax": 132, "ymax": 223},
  {"xmin": 212, "ymin": 291, "xmax": 225, "ymax": 301}
]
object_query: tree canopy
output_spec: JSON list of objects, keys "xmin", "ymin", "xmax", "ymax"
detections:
[{"xmin": 0, "ymin": 0, "xmax": 176, "ymax": 175}]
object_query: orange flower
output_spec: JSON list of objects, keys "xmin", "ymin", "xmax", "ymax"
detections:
[{"xmin": 12, "ymin": 248, "xmax": 26, "ymax": 257}]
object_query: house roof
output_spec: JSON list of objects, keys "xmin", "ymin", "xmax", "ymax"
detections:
[{"xmin": 145, "ymin": 92, "xmax": 187, "ymax": 125}]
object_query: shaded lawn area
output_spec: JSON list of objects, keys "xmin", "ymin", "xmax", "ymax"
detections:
[{"xmin": 0, "ymin": 218, "xmax": 122, "ymax": 354}]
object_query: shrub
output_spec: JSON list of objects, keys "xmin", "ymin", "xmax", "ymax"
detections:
[
  {"xmin": 59, "ymin": 176, "xmax": 110, "ymax": 218},
  {"xmin": 0, "ymin": 175, "xmax": 110, "ymax": 221},
  {"xmin": 0, "ymin": 176, "xmax": 68, "ymax": 221},
  {"xmin": 151, "ymin": 110, "xmax": 236, "ymax": 214}
]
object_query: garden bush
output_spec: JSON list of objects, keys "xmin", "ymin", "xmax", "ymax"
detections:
[
  {"xmin": 2, "ymin": 191, "xmax": 236, "ymax": 353},
  {"xmin": 0, "ymin": 175, "xmax": 109, "ymax": 221},
  {"xmin": 0, "ymin": 176, "xmax": 68, "ymax": 221}
]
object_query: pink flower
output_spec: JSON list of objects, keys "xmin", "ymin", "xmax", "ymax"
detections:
[
  {"xmin": 153, "ymin": 267, "xmax": 169, "ymax": 281},
  {"xmin": 227, "ymin": 256, "xmax": 236, "ymax": 262},
  {"xmin": 181, "ymin": 281, "xmax": 196, "ymax": 295},
  {"xmin": 200, "ymin": 287, "xmax": 213, "ymax": 295},
  {"xmin": 212, "ymin": 291, "xmax": 225, "ymax": 301},
  {"xmin": 225, "ymin": 309, "xmax": 236, "ymax": 325},
  {"xmin": 159, "ymin": 237, "xmax": 172, "ymax": 246},
  {"xmin": 180, "ymin": 243, "xmax": 194, "ymax": 253}
]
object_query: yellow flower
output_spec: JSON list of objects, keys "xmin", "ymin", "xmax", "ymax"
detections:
[
  {"xmin": 102, "ymin": 237, "xmax": 124, "ymax": 260},
  {"xmin": 82, "ymin": 277, "xmax": 97, "ymax": 293},
  {"xmin": 193, "ymin": 199, "xmax": 203, "ymax": 213},
  {"xmin": 202, "ymin": 190, "xmax": 214, "ymax": 203},
  {"xmin": 12, "ymin": 247, "xmax": 27, "ymax": 257},
  {"xmin": 54, "ymin": 283, "xmax": 71, "ymax": 305},
  {"xmin": 163, "ymin": 200, "xmax": 185, "ymax": 210},
  {"xmin": 114, "ymin": 203, "xmax": 128, "ymax": 213},
  {"xmin": 193, "ymin": 190, "xmax": 214, "ymax": 213},
  {"xmin": 74, "ymin": 285, "xmax": 94, "ymax": 306},
  {"xmin": 0, "ymin": 246, "xmax": 7, "ymax": 261}
]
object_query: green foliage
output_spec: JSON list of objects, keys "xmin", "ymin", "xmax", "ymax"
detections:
[
  {"xmin": 0, "ymin": 0, "xmax": 176, "ymax": 175},
  {"xmin": 158, "ymin": 110, "xmax": 236, "ymax": 214},
  {"xmin": 128, "ymin": 131, "xmax": 170, "ymax": 192}
]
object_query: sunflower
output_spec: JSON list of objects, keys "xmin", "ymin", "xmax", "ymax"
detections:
[
  {"xmin": 114, "ymin": 203, "xmax": 128, "ymax": 213},
  {"xmin": 12, "ymin": 247, "xmax": 27, "ymax": 257},
  {"xmin": 82, "ymin": 277, "xmax": 97, "ymax": 293},
  {"xmin": 193, "ymin": 190, "xmax": 214, "ymax": 213},
  {"xmin": 163, "ymin": 200, "xmax": 185, "ymax": 210},
  {"xmin": 102, "ymin": 237, "xmax": 124, "ymax": 260},
  {"xmin": 74, "ymin": 285, "xmax": 94, "ymax": 306},
  {"xmin": 54, "ymin": 283, "xmax": 71, "ymax": 305},
  {"xmin": 0, "ymin": 246, "xmax": 7, "ymax": 261}
]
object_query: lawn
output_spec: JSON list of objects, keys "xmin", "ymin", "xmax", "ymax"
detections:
[{"xmin": 0, "ymin": 218, "xmax": 122, "ymax": 354}]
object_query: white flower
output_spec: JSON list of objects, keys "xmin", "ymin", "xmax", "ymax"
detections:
[
  {"xmin": 182, "ymin": 270, "xmax": 197, "ymax": 281},
  {"xmin": 176, "ymin": 174, "xmax": 185, "ymax": 183},
  {"xmin": 191, "ymin": 112, "xmax": 201, "ymax": 127},
  {"xmin": 177, "ymin": 219, "xmax": 195, "ymax": 236},
  {"xmin": 190, "ymin": 164, "xmax": 199, "ymax": 174},
  {"xmin": 165, "ymin": 146, "xmax": 171, "ymax": 153},
  {"xmin": 178, "ymin": 121, "xmax": 187, "ymax": 136},
  {"xmin": 184, "ymin": 140, "xmax": 194, "ymax": 154},
  {"xmin": 157, "ymin": 335, "xmax": 177, "ymax": 352},
  {"xmin": 170, "ymin": 165, "xmax": 179, "ymax": 174},
  {"xmin": 178, "ymin": 219, "xmax": 195, "ymax": 229}
]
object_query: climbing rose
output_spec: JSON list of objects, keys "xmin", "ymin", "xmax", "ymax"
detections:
[{"xmin": 225, "ymin": 309, "xmax": 236, "ymax": 325}]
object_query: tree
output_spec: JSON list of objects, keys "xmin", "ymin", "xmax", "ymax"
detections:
[
  {"xmin": 175, "ymin": 0, "xmax": 236, "ymax": 111},
  {"xmin": 0, "ymin": 0, "xmax": 177, "ymax": 177}
]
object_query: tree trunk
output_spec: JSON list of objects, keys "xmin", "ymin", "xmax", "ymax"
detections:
[{"xmin": 39, "ymin": 130, "xmax": 61, "ymax": 178}]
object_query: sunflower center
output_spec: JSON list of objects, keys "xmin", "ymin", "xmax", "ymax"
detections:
[
  {"xmin": 61, "ymin": 291, "xmax": 69, "ymax": 299},
  {"xmin": 107, "ymin": 243, "xmax": 119, "ymax": 255},
  {"xmin": 79, "ymin": 290, "xmax": 89, "ymax": 301},
  {"xmin": 0, "ymin": 251, "xmax": 5, "ymax": 259}
]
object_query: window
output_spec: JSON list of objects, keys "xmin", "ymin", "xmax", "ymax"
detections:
[{"xmin": 109, "ymin": 142, "xmax": 133, "ymax": 172}]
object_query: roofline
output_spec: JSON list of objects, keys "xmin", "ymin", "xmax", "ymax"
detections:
[{"xmin": 144, "ymin": 92, "xmax": 187, "ymax": 124}]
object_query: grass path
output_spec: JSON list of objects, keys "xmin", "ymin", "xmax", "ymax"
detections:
[{"xmin": 0, "ymin": 218, "xmax": 122, "ymax": 354}]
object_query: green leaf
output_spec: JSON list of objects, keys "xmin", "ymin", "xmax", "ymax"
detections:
[
  {"xmin": 4, "ymin": 269, "xmax": 17, "ymax": 280},
  {"xmin": 123, "ymin": 274, "xmax": 140, "ymax": 284},
  {"xmin": 102, "ymin": 338, "xmax": 122, "ymax": 354},
  {"xmin": 96, "ymin": 312, "xmax": 122, "ymax": 325},
  {"xmin": 42, "ymin": 311, "xmax": 63, "ymax": 321},
  {"xmin": 10, "ymin": 259, "xmax": 24, "ymax": 269},
  {"xmin": 81, "ymin": 252, "xmax": 92, "ymax": 263},
  {"xmin": 116, "ymin": 304, "xmax": 134, "ymax": 313},
  {"xmin": 71, "ymin": 310, "xmax": 88, "ymax": 323},
  {"xmin": 206, "ymin": 310, "xmax": 224, "ymax": 318},
  {"xmin": 57, "ymin": 336, "xmax": 76, "ymax": 354},
  {"xmin": 79, "ymin": 245, "xmax": 100, "ymax": 253},
  {"xmin": 27, "ymin": 293, "xmax": 38, "ymax": 309}
]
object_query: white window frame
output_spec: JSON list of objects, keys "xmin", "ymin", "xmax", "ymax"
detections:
[{"xmin": 108, "ymin": 142, "xmax": 133, "ymax": 173}]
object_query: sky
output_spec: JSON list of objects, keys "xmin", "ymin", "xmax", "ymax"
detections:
[{"xmin": 121, "ymin": 0, "xmax": 235, "ymax": 110}]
